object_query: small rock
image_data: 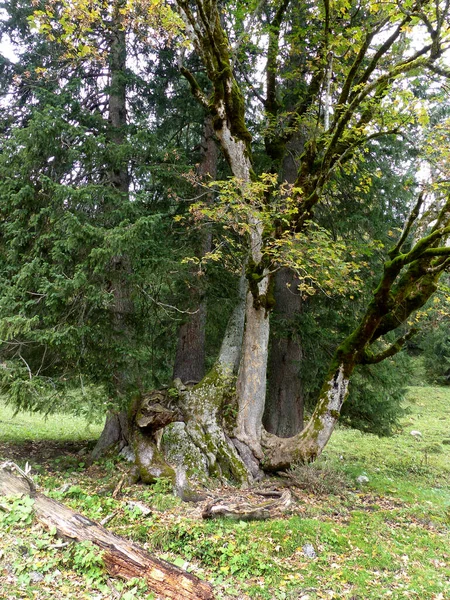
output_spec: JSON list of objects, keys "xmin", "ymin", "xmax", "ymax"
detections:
[
  {"xmin": 126, "ymin": 501, "xmax": 152, "ymax": 516},
  {"xmin": 356, "ymin": 475, "xmax": 369, "ymax": 485},
  {"xmin": 29, "ymin": 571, "xmax": 44, "ymax": 583},
  {"xmin": 410, "ymin": 430, "xmax": 422, "ymax": 438},
  {"xmin": 119, "ymin": 445, "xmax": 135, "ymax": 462},
  {"xmin": 302, "ymin": 543, "xmax": 317, "ymax": 559}
]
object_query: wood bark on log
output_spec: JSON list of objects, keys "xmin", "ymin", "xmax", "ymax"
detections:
[
  {"xmin": 0, "ymin": 466, "xmax": 214, "ymax": 600},
  {"xmin": 202, "ymin": 489, "xmax": 291, "ymax": 521}
]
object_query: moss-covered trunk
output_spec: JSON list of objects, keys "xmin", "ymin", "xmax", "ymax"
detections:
[
  {"xmin": 129, "ymin": 284, "xmax": 251, "ymax": 490},
  {"xmin": 262, "ymin": 360, "xmax": 353, "ymax": 468},
  {"xmin": 235, "ymin": 277, "xmax": 271, "ymax": 460}
]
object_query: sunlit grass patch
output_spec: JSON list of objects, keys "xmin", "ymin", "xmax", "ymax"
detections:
[
  {"xmin": 0, "ymin": 398, "xmax": 103, "ymax": 443},
  {"xmin": 325, "ymin": 386, "xmax": 450, "ymax": 490}
]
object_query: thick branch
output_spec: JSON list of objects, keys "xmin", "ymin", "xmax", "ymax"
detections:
[
  {"xmin": 180, "ymin": 66, "xmax": 209, "ymax": 108},
  {"xmin": 336, "ymin": 18, "xmax": 389, "ymax": 108},
  {"xmin": 352, "ymin": 17, "xmax": 410, "ymax": 93},
  {"xmin": 360, "ymin": 329, "xmax": 418, "ymax": 365},
  {"xmin": 420, "ymin": 246, "xmax": 450, "ymax": 257},
  {"xmin": 389, "ymin": 191, "xmax": 426, "ymax": 258},
  {"xmin": 399, "ymin": 224, "xmax": 450, "ymax": 265}
]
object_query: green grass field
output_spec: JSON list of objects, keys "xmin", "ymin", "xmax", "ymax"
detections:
[
  {"xmin": 0, "ymin": 401, "xmax": 103, "ymax": 443},
  {"xmin": 0, "ymin": 387, "xmax": 449, "ymax": 599}
]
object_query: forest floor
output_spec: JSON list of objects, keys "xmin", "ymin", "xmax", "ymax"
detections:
[{"xmin": 0, "ymin": 386, "xmax": 449, "ymax": 600}]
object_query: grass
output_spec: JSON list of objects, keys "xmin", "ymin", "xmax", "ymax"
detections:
[
  {"xmin": 0, "ymin": 387, "xmax": 449, "ymax": 600},
  {"xmin": 0, "ymin": 400, "xmax": 104, "ymax": 443}
]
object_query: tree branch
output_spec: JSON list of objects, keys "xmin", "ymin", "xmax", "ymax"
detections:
[
  {"xmin": 179, "ymin": 66, "xmax": 209, "ymax": 109},
  {"xmin": 336, "ymin": 17, "xmax": 390, "ymax": 109},
  {"xmin": 389, "ymin": 191, "xmax": 426, "ymax": 258},
  {"xmin": 360, "ymin": 328, "xmax": 418, "ymax": 365},
  {"xmin": 426, "ymin": 255, "xmax": 450, "ymax": 273}
]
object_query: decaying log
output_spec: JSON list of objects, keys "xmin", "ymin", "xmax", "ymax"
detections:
[
  {"xmin": 202, "ymin": 489, "xmax": 291, "ymax": 520},
  {"xmin": 0, "ymin": 465, "xmax": 214, "ymax": 600}
]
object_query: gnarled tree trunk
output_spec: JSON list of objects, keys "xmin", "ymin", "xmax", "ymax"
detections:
[
  {"xmin": 130, "ymin": 276, "xmax": 251, "ymax": 489},
  {"xmin": 94, "ymin": 0, "xmax": 450, "ymax": 488}
]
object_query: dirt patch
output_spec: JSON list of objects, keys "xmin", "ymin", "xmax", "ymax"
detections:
[{"xmin": 0, "ymin": 440, "xmax": 92, "ymax": 466}]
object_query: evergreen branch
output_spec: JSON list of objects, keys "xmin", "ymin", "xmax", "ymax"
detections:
[
  {"xmin": 138, "ymin": 287, "xmax": 201, "ymax": 316},
  {"xmin": 17, "ymin": 352, "xmax": 33, "ymax": 380}
]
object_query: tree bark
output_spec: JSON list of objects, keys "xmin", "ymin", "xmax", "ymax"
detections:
[
  {"xmin": 107, "ymin": 1, "xmax": 132, "ymax": 341},
  {"xmin": 131, "ymin": 278, "xmax": 250, "ymax": 487},
  {"xmin": 173, "ymin": 116, "xmax": 217, "ymax": 384},
  {"xmin": 263, "ymin": 362, "xmax": 351, "ymax": 468},
  {"xmin": 173, "ymin": 301, "xmax": 207, "ymax": 384},
  {"xmin": 264, "ymin": 123, "xmax": 307, "ymax": 437},
  {"xmin": 217, "ymin": 273, "xmax": 247, "ymax": 373},
  {"xmin": 91, "ymin": 410, "xmax": 130, "ymax": 460},
  {"xmin": 108, "ymin": 0, "xmax": 129, "ymax": 193},
  {"xmin": 0, "ymin": 468, "xmax": 214, "ymax": 600},
  {"xmin": 264, "ymin": 268, "xmax": 304, "ymax": 437},
  {"xmin": 235, "ymin": 281, "xmax": 271, "ymax": 459}
]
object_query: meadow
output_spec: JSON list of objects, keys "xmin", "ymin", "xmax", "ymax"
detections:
[{"xmin": 0, "ymin": 386, "xmax": 449, "ymax": 599}]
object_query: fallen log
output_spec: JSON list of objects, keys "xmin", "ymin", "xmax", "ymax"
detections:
[
  {"xmin": 0, "ymin": 464, "xmax": 214, "ymax": 600},
  {"xmin": 202, "ymin": 488, "xmax": 292, "ymax": 520}
]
